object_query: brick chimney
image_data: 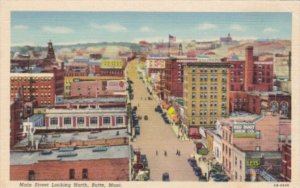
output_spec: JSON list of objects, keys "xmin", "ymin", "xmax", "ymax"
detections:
[{"xmin": 244, "ymin": 46, "xmax": 254, "ymax": 91}]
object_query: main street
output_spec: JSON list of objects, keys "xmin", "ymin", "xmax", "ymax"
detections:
[{"xmin": 127, "ymin": 59, "xmax": 198, "ymax": 181}]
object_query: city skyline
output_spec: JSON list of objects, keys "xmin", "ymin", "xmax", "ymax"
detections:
[{"xmin": 11, "ymin": 12, "xmax": 291, "ymax": 46}]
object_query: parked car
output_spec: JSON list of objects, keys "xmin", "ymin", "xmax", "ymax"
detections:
[
  {"xmin": 140, "ymin": 154, "xmax": 148, "ymax": 168},
  {"xmin": 162, "ymin": 172, "xmax": 170, "ymax": 181},
  {"xmin": 144, "ymin": 115, "xmax": 148, "ymax": 120},
  {"xmin": 212, "ymin": 174, "xmax": 229, "ymax": 182},
  {"xmin": 188, "ymin": 158, "xmax": 197, "ymax": 167},
  {"xmin": 198, "ymin": 176, "xmax": 207, "ymax": 182},
  {"xmin": 193, "ymin": 167, "xmax": 202, "ymax": 177}
]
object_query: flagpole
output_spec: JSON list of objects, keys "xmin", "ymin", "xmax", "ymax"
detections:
[{"xmin": 168, "ymin": 35, "xmax": 170, "ymax": 57}]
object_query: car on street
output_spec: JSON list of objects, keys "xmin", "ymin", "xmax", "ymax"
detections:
[
  {"xmin": 193, "ymin": 167, "xmax": 202, "ymax": 177},
  {"xmin": 162, "ymin": 173, "xmax": 170, "ymax": 181},
  {"xmin": 212, "ymin": 174, "xmax": 229, "ymax": 182},
  {"xmin": 144, "ymin": 115, "xmax": 148, "ymax": 120},
  {"xmin": 188, "ymin": 158, "xmax": 197, "ymax": 167},
  {"xmin": 198, "ymin": 176, "xmax": 207, "ymax": 182}
]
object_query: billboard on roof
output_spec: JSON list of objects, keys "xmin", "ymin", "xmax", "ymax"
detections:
[{"xmin": 100, "ymin": 59, "xmax": 124, "ymax": 69}]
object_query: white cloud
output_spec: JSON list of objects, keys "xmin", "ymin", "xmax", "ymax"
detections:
[
  {"xmin": 229, "ymin": 24, "xmax": 245, "ymax": 31},
  {"xmin": 13, "ymin": 25, "xmax": 28, "ymax": 30},
  {"xmin": 263, "ymin": 27, "xmax": 278, "ymax": 33},
  {"xmin": 90, "ymin": 22, "xmax": 127, "ymax": 32},
  {"xmin": 197, "ymin": 23, "xmax": 217, "ymax": 30},
  {"xmin": 42, "ymin": 26, "xmax": 73, "ymax": 34},
  {"xmin": 139, "ymin": 26, "xmax": 154, "ymax": 32}
]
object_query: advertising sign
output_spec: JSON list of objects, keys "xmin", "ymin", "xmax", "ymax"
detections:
[
  {"xmin": 233, "ymin": 122, "xmax": 256, "ymax": 138},
  {"xmin": 106, "ymin": 80, "xmax": 127, "ymax": 91},
  {"xmin": 146, "ymin": 59, "xmax": 166, "ymax": 69},
  {"xmin": 246, "ymin": 158, "xmax": 261, "ymax": 168},
  {"xmin": 101, "ymin": 60, "xmax": 124, "ymax": 69}
]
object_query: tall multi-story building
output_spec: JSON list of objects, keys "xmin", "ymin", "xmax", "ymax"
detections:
[
  {"xmin": 10, "ymin": 73, "xmax": 56, "ymax": 106},
  {"xmin": 164, "ymin": 57, "xmax": 197, "ymax": 100},
  {"xmin": 182, "ymin": 58, "xmax": 229, "ymax": 133},
  {"xmin": 229, "ymin": 46, "xmax": 274, "ymax": 92}
]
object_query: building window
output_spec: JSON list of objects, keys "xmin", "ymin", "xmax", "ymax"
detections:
[
  {"xmin": 82, "ymin": 169, "xmax": 88, "ymax": 179},
  {"xmin": 50, "ymin": 117, "xmax": 58, "ymax": 126},
  {"xmin": 116, "ymin": 117, "xmax": 124, "ymax": 124},
  {"xmin": 28, "ymin": 170, "xmax": 35, "ymax": 180},
  {"xmin": 235, "ymin": 157, "xmax": 237, "ymax": 166},
  {"xmin": 192, "ymin": 111, "xmax": 195, "ymax": 116},
  {"xmin": 103, "ymin": 117, "xmax": 111, "ymax": 125},
  {"xmin": 77, "ymin": 117, "xmax": 85, "ymax": 124},
  {"xmin": 64, "ymin": 117, "xmax": 71, "ymax": 125},
  {"xmin": 235, "ymin": 171, "xmax": 238, "ymax": 180},
  {"xmin": 255, "ymin": 146, "xmax": 261, "ymax": 151},
  {"xmin": 255, "ymin": 131, "xmax": 261, "ymax": 139},
  {"xmin": 69, "ymin": 169, "xmax": 75, "ymax": 180},
  {"xmin": 90, "ymin": 117, "xmax": 98, "ymax": 125},
  {"xmin": 240, "ymin": 160, "xmax": 242, "ymax": 169}
]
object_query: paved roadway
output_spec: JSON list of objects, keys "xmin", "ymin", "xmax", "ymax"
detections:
[{"xmin": 127, "ymin": 59, "xmax": 198, "ymax": 181}]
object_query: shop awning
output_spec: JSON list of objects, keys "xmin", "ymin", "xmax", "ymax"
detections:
[{"xmin": 189, "ymin": 127, "xmax": 201, "ymax": 139}]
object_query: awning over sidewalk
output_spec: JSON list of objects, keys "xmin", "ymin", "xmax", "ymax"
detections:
[{"xmin": 189, "ymin": 127, "xmax": 201, "ymax": 139}]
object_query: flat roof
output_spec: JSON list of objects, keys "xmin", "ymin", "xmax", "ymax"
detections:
[
  {"xmin": 10, "ymin": 73, "xmax": 54, "ymax": 77},
  {"xmin": 28, "ymin": 114, "xmax": 44, "ymax": 122},
  {"xmin": 15, "ymin": 129, "xmax": 129, "ymax": 148},
  {"xmin": 62, "ymin": 97, "xmax": 127, "ymax": 104},
  {"xmin": 11, "ymin": 145, "xmax": 130, "ymax": 165}
]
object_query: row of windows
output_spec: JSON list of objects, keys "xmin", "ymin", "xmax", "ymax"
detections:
[
  {"xmin": 49, "ymin": 116, "xmax": 124, "ymax": 126},
  {"xmin": 191, "ymin": 67, "xmax": 227, "ymax": 73},
  {"xmin": 11, "ymin": 77, "xmax": 52, "ymax": 81},
  {"xmin": 28, "ymin": 169, "xmax": 88, "ymax": 180},
  {"xmin": 191, "ymin": 119, "xmax": 217, "ymax": 125}
]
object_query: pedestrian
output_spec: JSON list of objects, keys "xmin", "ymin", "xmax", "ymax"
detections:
[
  {"xmin": 156, "ymin": 150, "xmax": 158, "ymax": 156},
  {"xmin": 164, "ymin": 150, "xmax": 167, "ymax": 156},
  {"xmin": 178, "ymin": 150, "xmax": 181, "ymax": 156}
]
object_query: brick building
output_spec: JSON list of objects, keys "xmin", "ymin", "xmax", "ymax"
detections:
[
  {"xmin": 95, "ymin": 66, "xmax": 125, "ymax": 77},
  {"xmin": 10, "ymin": 73, "xmax": 56, "ymax": 106},
  {"xmin": 229, "ymin": 46, "xmax": 273, "ymax": 92},
  {"xmin": 64, "ymin": 76, "xmax": 124, "ymax": 97},
  {"xmin": 280, "ymin": 144, "xmax": 291, "ymax": 181},
  {"xmin": 64, "ymin": 62, "xmax": 89, "ymax": 77},
  {"xmin": 219, "ymin": 112, "xmax": 280, "ymax": 180},
  {"xmin": 43, "ymin": 107, "xmax": 127, "ymax": 130},
  {"xmin": 164, "ymin": 57, "xmax": 197, "ymax": 100},
  {"xmin": 10, "ymin": 145, "xmax": 130, "ymax": 181},
  {"xmin": 70, "ymin": 80, "xmax": 126, "ymax": 98},
  {"xmin": 10, "ymin": 97, "xmax": 24, "ymax": 148}
]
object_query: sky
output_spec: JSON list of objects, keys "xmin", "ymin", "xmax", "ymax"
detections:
[{"xmin": 11, "ymin": 12, "xmax": 291, "ymax": 46}]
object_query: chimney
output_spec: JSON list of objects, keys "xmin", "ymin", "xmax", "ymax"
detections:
[
  {"xmin": 244, "ymin": 46, "xmax": 254, "ymax": 91},
  {"xmin": 61, "ymin": 61, "xmax": 65, "ymax": 70}
]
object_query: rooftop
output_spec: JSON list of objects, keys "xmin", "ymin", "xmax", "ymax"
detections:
[
  {"xmin": 15, "ymin": 129, "xmax": 129, "ymax": 148},
  {"xmin": 11, "ymin": 145, "xmax": 130, "ymax": 165},
  {"xmin": 61, "ymin": 97, "xmax": 127, "ymax": 104},
  {"xmin": 27, "ymin": 114, "xmax": 44, "ymax": 122}
]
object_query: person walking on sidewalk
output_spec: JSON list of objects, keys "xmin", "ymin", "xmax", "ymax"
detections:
[
  {"xmin": 164, "ymin": 150, "xmax": 167, "ymax": 156},
  {"xmin": 156, "ymin": 150, "xmax": 158, "ymax": 156}
]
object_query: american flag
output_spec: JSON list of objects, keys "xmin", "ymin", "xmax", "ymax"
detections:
[{"xmin": 169, "ymin": 34, "xmax": 176, "ymax": 43}]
